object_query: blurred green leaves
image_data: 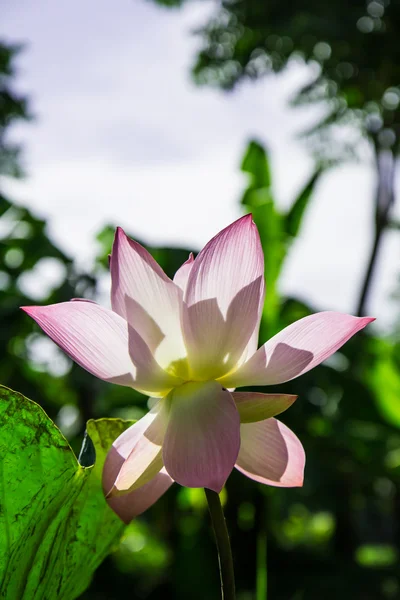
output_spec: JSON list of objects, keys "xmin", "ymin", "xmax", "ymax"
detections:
[
  {"xmin": 355, "ymin": 545, "xmax": 398, "ymax": 569},
  {"xmin": 188, "ymin": 0, "xmax": 400, "ymax": 158},
  {"xmin": 0, "ymin": 386, "xmax": 132, "ymax": 599},
  {"xmin": 0, "ymin": 42, "xmax": 31, "ymax": 178},
  {"xmin": 276, "ymin": 505, "xmax": 335, "ymax": 550},
  {"xmin": 367, "ymin": 339, "xmax": 400, "ymax": 429}
]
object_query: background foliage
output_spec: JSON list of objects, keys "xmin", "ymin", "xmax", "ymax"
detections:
[{"xmin": 1, "ymin": 0, "xmax": 400, "ymax": 595}]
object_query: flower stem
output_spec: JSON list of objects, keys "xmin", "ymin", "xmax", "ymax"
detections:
[
  {"xmin": 256, "ymin": 526, "xmax": 267, "ymax": 599},
  {"xmin": 204, "ymin": 488, "xmax": 236, "ymax": 600}
]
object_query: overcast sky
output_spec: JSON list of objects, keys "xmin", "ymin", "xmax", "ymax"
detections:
[{"xmin": 2, "ymin": 0, "xmax": 399, "ymax": 329}]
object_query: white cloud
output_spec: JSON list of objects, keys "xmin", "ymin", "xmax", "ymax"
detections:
[{"xmin": 3, "ymin": 0, "xmax": 399, "ymax": 328}]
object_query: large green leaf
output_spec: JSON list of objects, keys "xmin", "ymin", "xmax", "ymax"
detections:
[
  {"xmin": 0, "ymin": 385, "xmax": 134, "ymax": 599},
  {"xmin": 252, "ymin": 201, "xmax": 285, "ymax": 336},
  {"xmin": 240, "ymin": 139, "xmax": 321, "ymax": 337},
  {"xmin": 240, "ymin": 141, "xmax": 283, "ymax": 335},
  {"xmin": 284, "ymin": 169, "xmax": 321, "ymax": 238},
  {"xmin": 240, "ymin": 139, "xmax": 272, "ymax": 204}
]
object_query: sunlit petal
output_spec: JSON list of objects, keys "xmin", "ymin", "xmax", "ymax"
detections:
[
  {"xmin": 127, "ymin": 325, "xmax": 183, "ymax": 396},
  {"xmin": 110, "ymin": 227, "xmax": 186, "ymax": 368},
  {"xmin": 183, "ymin": 215, "xmax": 265, "ymax": 379},
  {"xmin": 104, "ymin": 400, "xmax": 169, "ymax": 496},
  {"xmin": 173, "ymin": 252, "xmax": 194, "ymax": 292}
]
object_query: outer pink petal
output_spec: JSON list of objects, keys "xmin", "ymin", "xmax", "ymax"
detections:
[
  {"xmin": 162, "ymin": 381, "xmax": 240, "ymax": 492},
  {"xmin": 183, "ymin": 215, "xmax": 265, "ymax": 379},
  {"xmin": 104, "ymin": 401, "xmax": 168, "ymax": 496},
  {"xmin": 173, "ymin": 253, "xmax": 194, "ymax": 291},
  {"xmin": 110, "ymin": 228, "xmax": 186, "ymax": 368},
  {"xmin": 232, "ymin": 392, "xmax": 297, "ymax": 423},
  {"xmin": 106, "ymin": 469, "xmax": 173, "ymax": 523},
  {"xmin": 22, "ymin": 301, "xmax": 180, "ymax": 396},
  {"xmin": 22, "ymin": 301, "xmax": 134, "ymax": 386},
  {"xmin": 221, "ymin": 312, "xmax": 375, "ymax": 387},
  {"xmin": 235, "ymin": 418, "xmax": 305, "ymax": 487}
]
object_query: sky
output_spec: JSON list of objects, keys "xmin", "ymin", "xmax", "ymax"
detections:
[{"xmin": 2, "ymin": 0, "xmax": 399, "ymax": 329}]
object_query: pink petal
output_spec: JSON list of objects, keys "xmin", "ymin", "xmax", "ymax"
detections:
[
  {"xmin": 22, "ymin": 301, "xmax": 134, "ymax": 386},
  {"xmin": 235, "ymin": 418, "xmax": 305, "ymax": 487},
  {"xmin": 162, "ymin": 381, "xmax": 240, "ymax": 492},
  {"xmin": 22, "ymin": 301, "xmax": 179, "ymax": 396},
  {"xmin": 110, "ymin": 228, "xmax": 186, "ymax": 368},
  {"xmin": 106, "ymin": 468, "xmax": 173, "ymax": 524},
  {"xmin": 173, "ymin": 253, "xmax": 194, "ymax": 291},
  {"xmin": 238, "ymin": 319, "xmax": 261, "ymax": 366},
  {"xmin": 183, "ymin": 215, "xmax": 265, "ymax": 379},
  {"xmin": 127, "ymin": 325, "xmax": 183, "ymax": 396},
  {"xmin": 232, "ymin": 392, "xmax": 297, "ymax": 423},
  {"xmin": 221, "ymin": 312, "xmax": 375, "ymax": 387},
  {"xmin": 104, "ymin": 401, "xmax": 169, "ymax": 496}
]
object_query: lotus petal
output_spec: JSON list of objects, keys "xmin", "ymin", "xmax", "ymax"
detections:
[
  {"xmin": 163, "ymin": 381, "xmax": 240, "ymax": 492},
  {"xmin": 221, "ymin": 312, "xmax": 374, "ymax": 387},
  {"xmin": 235, "ymin": 418, "xmax": 305, "ymax": 487}
]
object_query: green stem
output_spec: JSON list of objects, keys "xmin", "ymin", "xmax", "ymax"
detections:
[
  {"xmin": 256, "ymin": 529, "xmax": 267, "ymax": 600},
  {"xmin": 255, "ymin": 494, "xmax": 268, "ymax": 600},
  {"xmin": 204, "ymin": 488, "xmax": 236, "ymax": 600}
]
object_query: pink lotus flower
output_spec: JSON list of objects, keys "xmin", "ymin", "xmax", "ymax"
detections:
[{"xmin": 22, "ymin": 216, "xmax": 374, "ymax": 523}]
